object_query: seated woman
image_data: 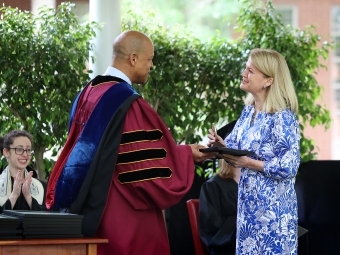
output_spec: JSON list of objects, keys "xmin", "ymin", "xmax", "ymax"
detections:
[
  {"xmin": 198, "ymin": 159, "xmax": 240, "ymax": 255},
  {"xmin": 0, "ymin": 130, "xmax": 46, "ymax": 211}
]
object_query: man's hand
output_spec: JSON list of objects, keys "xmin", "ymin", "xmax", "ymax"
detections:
[{"xmin": 189, "ymin": 144, "xmax": 218, "ymax": 162}]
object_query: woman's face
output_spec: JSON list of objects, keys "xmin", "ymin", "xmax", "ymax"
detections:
[
  {"xmin": 3, "ymin": 136, "xmax": 32, "ymax": 171},
  {"xmin": 240, "ymin": 57, "xmax": 270, "ymax": 96}
]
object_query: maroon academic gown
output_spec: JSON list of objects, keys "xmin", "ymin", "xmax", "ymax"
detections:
[
  {"xmin": 96, "ymin": 97, "xmax": 195, "ymax": 255},
  {"xmin": 47, "ymin": 75, "xmax": 195, "ymax": 254}
]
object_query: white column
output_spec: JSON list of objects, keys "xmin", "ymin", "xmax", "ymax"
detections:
[
  {"xmin": 31, "ymin": 0, "xmax": 56, "ymax": 14},
  {"xmin": 89, "ymin": 0, "xmax": 121, "ymax": 78}
]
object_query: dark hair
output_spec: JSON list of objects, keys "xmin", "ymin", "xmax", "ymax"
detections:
[{"xmin": 0, "ymin": 130, "xmax": 33, "ymax": 155}]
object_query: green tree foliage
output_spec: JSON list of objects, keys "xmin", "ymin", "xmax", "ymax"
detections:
[
  {"xmin": 0, "ymin": 0, "xmax": 331, "ymax": 178},
  {"xmin": 235, "ymin": 0, "xmax": 332, "ymax": 161},
  {"xmin": 123, "ymin": 0, "xmax": 332, "ymax": 167},
  {"xmin": 0, "ymin": 2, "xmax": 100, "ymax": 179},
  {"xmin": 122, "ymin": 20, "xmax": 244, "ymax": 146},
  {"xmin": 122, "ymin": 0, "xmax": 241, "ymax": 40}
]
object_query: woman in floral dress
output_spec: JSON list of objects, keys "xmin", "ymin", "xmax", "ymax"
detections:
[{"xmin": 208, "ymin": 48, "xmax": 300, "ymax": 254}]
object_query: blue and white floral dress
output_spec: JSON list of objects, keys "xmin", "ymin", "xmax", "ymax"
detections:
[{"xmin": 225, "ymin": 105, "xmax": 300, "ymax": 255}]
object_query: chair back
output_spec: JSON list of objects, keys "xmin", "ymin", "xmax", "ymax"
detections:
[{"xmin": 186, "ymin": 199, "xmax": 209, "ymax": 255}]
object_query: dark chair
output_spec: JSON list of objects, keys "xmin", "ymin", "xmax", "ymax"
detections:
[{"xmin": 186, "ymin": 199, "xmax": 209, "ymax": 255}]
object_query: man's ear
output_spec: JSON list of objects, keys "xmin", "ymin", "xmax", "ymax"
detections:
[{"xmin": 129, "ymin": 53, "xmax": 138, "ymax": 66}]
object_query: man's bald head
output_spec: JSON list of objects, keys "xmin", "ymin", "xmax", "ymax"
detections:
[
  {"xmin": 111, "ymin": 30, "xmax": 154, "ymax": 84},
  {"xmin": 113, "ymin": 30, "xmax": 152, "ymax": 60}
]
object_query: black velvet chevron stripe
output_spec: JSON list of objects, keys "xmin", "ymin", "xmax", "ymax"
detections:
[
  {"xmin": 120, "ymin": 130, "xmax": 163, "ymax": 145},
  {"xmin": 116, "ymin": 148, "xmax": 166, "ymax": 164},
  {"xmin": 118, "ymin": 167, "xmax": 172, "ymax": 184}
]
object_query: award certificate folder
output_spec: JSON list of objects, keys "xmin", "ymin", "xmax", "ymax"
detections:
[
  {"xmin": 3, "ymin": 210, "xmax": 82, "ymax": 218},
  {"xmin": 199, "ymin": 147, "xmax": 255, "ymax": 156}
]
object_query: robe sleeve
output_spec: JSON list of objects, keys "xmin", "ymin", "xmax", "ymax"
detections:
[
  {"xmin": 113, "ymin": 98, "xmax": 195, "ymax": 210},
  {"xmin": 263, "ymin": 111, "xmax": 301, "ymax": 180},
  {"xmin": 198, "ymin": 178, "xmax": 237, "ymax": 254}
]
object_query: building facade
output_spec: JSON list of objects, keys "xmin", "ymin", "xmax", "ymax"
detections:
[{"xmin": 273, "ymin": 0, "xmax": 340, "ymax": 159}]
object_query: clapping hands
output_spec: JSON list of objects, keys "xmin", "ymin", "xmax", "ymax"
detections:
[
  {"xmin": 10, "ymin": 170, "xmax": 33, "ymax": 206},
  {"xmin": 12, "ymin": 170, "xmax": 24, "ymax": 198},
  {"xmin": 22, "ymin": 171, "xmax": 33, "ymax": 199}
]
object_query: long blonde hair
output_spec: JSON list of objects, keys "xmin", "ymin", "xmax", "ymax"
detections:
[
  {"xmin": 244, "ymin": 48, "xmax": 298, "ymax": 113},
  {"xmin": 217, "ymin": 159, "xmax": 234, "ymax": 180}
]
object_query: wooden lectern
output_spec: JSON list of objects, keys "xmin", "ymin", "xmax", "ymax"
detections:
[{"xmin": 0, "ymin": 238, "xmax": 108, "ymax": 255}]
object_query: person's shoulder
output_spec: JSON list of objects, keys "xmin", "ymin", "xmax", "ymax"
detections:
[
  {"xmin": 214, "ymin": 177, "xmax": 237, "ymax": 195},
  {"xmin": 218, "ymin": 176, "xmax": 238, "ymax": 188},
  {"xmin": 31, "ymin": 176, "xmax": 47, "ymax": 189},
  {"xmin": 236, "ymin": 105, "xmax": 253, "ymax": 122},
  {"xmin": 202, "ymin": 175, "xmax": 219, "ymax": 188},
  {"xmin": 207, "ymin": 174, "xmax": 223, "ymax": 182},
  {"xmin": 37, "ymin": 178, "xmax": 47, "ymax": 186},
  {"xmin": 273, "ymin": 109, "xmax": 298, "ymax": 123},
  {"xmin": 242, "ymin": 105, "xmax": 252, "ymax": 113},
  {"xmin": 275, "ymin": 108, "xmax": 295, "ymax": 115},
  {"xmin": 206, "ymin": 175, "xmax": 236, "ymax": 189},
  {"xmin": 92, "ymin": 75, "xmax": 127, "ymax": 86},
  {"xmin": 134, "ymin": 97, "xmax": 158, "ymax": 112}
]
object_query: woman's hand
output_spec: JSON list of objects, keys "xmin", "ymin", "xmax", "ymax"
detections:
[
  {"xmin": 9, "ymin": 170, "xmax": 24, "ymax": 209},
  {"xmin": 12, "ymin": 170, "xmax": 24, "ymax": 199},
  {"xmin": 219, "ymin": 154, "xmax": 249, "ymax": 168},
  {"xmin": 219, "ymin": 154, "xmax": 264, "ymax": 172},
  {"xmin": 22, "ymin": 171, "xmax": 33, "ymax": 198},
  {"xmin": 207, "ymin": 128, "xmax": 226, "ymax": 147},
  {"xmin": 22, "ymin": 171, "xmax": 33, "ymax": 209}
]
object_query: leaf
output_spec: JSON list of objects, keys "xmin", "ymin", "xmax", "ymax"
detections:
[{"xmin": 0, "ymin": 3, "xmax": 101, "ymax": 178}]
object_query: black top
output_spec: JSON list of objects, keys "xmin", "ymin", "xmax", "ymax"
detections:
[{"xmin": 199, "ymin": 175, "xmax": 238, "ymax": 255}]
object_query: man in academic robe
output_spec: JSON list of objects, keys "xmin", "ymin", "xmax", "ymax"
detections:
[{"xmin": 45, "ymin": 30, "xmax": 216, "ymax": 255}]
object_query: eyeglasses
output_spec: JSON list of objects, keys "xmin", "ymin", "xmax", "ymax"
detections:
[{"xmin": 9, "ymin": 147, "xmax": 33, "ymax": 156}]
